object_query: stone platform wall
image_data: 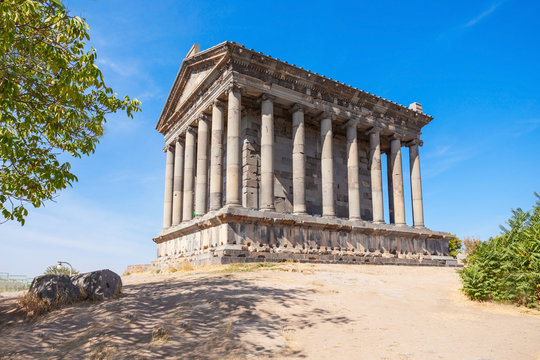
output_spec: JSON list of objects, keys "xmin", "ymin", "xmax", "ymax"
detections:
[{"xmin": 151, "ymin": 207, "xmax": 455, "ymax": 268}]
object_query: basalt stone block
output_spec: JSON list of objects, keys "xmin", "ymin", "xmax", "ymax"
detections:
[
  {"xmin": 29, "ymin": 274, "xmax": 81, "ymax": 305},
  {"xmin": 72, "ymin": 269, "xmax": 122, "ymax": 301}
]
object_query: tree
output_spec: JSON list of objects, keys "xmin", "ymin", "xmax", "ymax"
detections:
[
  {"xmin": 0, "ymin": 0, "xmax": 141, "ymax": 225},
  {"xmin": 448, "ymin": 234, "xmax": 463, "ymax": 258},
  {"xmin": 462, "ymin": 236, "xmax": 481, "ymax": 257}
]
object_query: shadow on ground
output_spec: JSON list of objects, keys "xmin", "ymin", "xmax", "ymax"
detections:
[{"xmin": 0, "ymin": 272, "xmax": 352, "ymax": 359}]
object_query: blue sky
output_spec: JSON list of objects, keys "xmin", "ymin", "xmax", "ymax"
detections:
[{"xmin": 2, "ymin": 0, "xmax": 539, "ymax": 277}]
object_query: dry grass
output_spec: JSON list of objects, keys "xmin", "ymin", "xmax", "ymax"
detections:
[
  {"xmin": 168, "ymin": 261, "xmax": 194, "ymax": 273},
  {"xmin": 219, "ymin": 262, "xmax": 279, "ymax": 273},
  {"xmin": 17, "ymin": 292, "xmax": 52, "ymax": 318},
  {"xmin": 89, "ymin": 345, "xmax": 117, "ymax": 360},
  {"xmin": 17, "ymin": 291, "xmax": 78, "ymax": 319},
  {"xmin": 151, "ymin": 325, "xmax": 169, "ymax": 344}
]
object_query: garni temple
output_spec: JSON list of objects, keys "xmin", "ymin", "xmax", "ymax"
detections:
[{"xmin": 150, "ymin": 42, "xmax": 455, "ymax": 268}]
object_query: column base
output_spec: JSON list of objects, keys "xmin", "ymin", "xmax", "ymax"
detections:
[{"xmin": 260, "ymin": 207, "xmax": 275, "ymax": 212}]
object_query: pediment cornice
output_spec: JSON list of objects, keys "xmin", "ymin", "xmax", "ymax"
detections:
[{"xmin": 157, "ymin": 42, "xmax": 433, "ymax": 135}]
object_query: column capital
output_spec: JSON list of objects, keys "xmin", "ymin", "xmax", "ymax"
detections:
[
  {"xmin": 198, "ymin": 112, "xmax": 210, "ymax": 122},
  {"xmin": 344, "ymin": 118, "xmax": 359, "ymax": 128},
  {"xmin": 212, "ymin": 98, "xmax": 226, "ymax": 109},
  {"xmin": 174, "ymin": 136, "xmax": 185, "ymax": 145},
  {"xmin": 390, "ymin": 133, "xmax": 405, "ymax": 142},
  {"xmin": 290, "ymin": 103, "xmax": 307, "ymax": 113},
  {"xmin": 260, "ymin": 93, "xmax": 276, "ymax": 102},
  {"xmin": 405, "ymin": 138, "xmax": 424, "ymax": 147},
  {"xmin": 318, "ymin": 111, "xmax": 336, "ymax": 121},
  {"xmin": 227, "ymin": 81, "xmax": 246, "ymax": 95},
  {"xmin": 185, "ymin": 125, "xmax": 197, "ymax": 135},
  {"xmin": 366, "ymin": 126, "xmax": 383, "ymax": 136},
  {"xmin": 163, "ymin": 143, "xmax": 175, "ymax": 152}
]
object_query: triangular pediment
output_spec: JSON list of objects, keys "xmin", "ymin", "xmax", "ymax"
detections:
[
  {"xmin": 156, "ymin": 42, "xmax": 230, "ymax": 133},
  {"xmin": 177, "ymin": 66, "xmax": 214, "ymax": 106},
  {"xmin": 157, "ymin": 41, "xmax": 433, "ymax": 135}
]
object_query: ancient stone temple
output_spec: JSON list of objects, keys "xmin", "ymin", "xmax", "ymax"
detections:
[{"xmin": 153, "ymin": 42, "xmax": 455, "ymax": 267}]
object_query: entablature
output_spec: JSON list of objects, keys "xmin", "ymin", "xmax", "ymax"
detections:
[{"xmin": 159, "ymin": 42, "xmax": 432, "ymax": 145}]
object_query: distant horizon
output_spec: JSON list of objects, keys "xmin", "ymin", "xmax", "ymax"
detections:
[{"xmin": 2, "ymin": 0, "xmax": 539, "ymax": 277}]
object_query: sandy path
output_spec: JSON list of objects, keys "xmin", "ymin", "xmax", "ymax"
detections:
[{"xmin": 0, "ymin": 264, "xmax": 538, "ymax": 359}]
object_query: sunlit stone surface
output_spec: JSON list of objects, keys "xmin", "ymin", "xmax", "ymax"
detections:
[{"xmin": 150, "ymin": 42, "xmax": 454, "ymax": 268}]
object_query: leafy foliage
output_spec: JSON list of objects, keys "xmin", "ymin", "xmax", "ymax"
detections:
[
  {"xmin": 459, "ymin": 193, "xmax": 540, "ymax": 308},
  {"xmin": 463, "ymin": 236, "xmax": 481, "ymax": 256},
  {"xmin": 448, "ymin": 235, "xmax": 463, "ymax": 258},
  {"xmin": 0, "ymin": 0, "xmax": 141, "ymax": 224},
  {"xmin": 43, "ymin": 264, "xmax": 78, "ymax": 275}
]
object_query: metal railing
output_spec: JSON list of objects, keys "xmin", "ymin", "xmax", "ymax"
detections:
[{"xmin": 0, "ymin": 272, "xmax": 33, "ymax": 292}]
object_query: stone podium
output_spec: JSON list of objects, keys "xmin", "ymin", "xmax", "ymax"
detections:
[{"xmin": 151, "ymin": 42, "xmax": 454, "ymax": 268}]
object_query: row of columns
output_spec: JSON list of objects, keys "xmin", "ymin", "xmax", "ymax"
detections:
[{"xmin": 163, "ymin": 86, "xmax": 424, "ymax": 229}]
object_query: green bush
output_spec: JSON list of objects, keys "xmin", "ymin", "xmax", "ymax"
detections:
[
  {"xmin": 459, "ymin": 194, "xmax": 540, "ymax": 308},
  {"xmin": 43, "ymin": 265, "xmax": 79, "ymax": 276},
  {"xmin": 448, "ymin": 235, "xmax": 463, "ymax": 258}
]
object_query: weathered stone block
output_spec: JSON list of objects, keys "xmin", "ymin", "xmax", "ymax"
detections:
[
  {"xmin": 29, "ymin": 275, "xmax": 81, "ymax": 305},
  {"xmin": 72, "ymin": 269, "xmax": 122, "ymax": 301}
]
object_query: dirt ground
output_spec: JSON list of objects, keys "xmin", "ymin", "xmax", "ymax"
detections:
[{"xmin": 0, "ymin": 263, "xmax": 539, "ymax": 360}]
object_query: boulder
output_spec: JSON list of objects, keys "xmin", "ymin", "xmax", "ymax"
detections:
[
  {"xmin": 71, "ymin": 269, "xmax": 122, "ymax": 301},
  {"xmin": 28, "ymin": 274, "xmax": 81, "ymax": 305}
]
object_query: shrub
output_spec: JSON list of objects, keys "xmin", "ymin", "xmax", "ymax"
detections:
[
  {"xmin": 43, "ymin": 265, "xmax": 79, "ymax": 276},
  {"xmin": 448, "ymin": 235, "xmax": 463, "ymax": 258},
  {"xmin": 463, "ymin": 236, "xmax": 481, "ymax": 256},
  {"xmin": 459, "ymin": 193, "xmax": 540, "ymax": 308}
]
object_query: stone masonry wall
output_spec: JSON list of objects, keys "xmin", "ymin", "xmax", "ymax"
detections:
[
  {"xmin": 237, "ymin": 107, "xmax": 373, "ymax": 219},
  {"xmin": 154, "ymin": 218, "xmax": 450, "ymax": 266}
]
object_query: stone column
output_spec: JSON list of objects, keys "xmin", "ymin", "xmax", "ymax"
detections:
[
  {"xmin": 291, "ymin": 104, "xmax": 307, "ymax": 214},
  {"xmin": 408, "ymin": 139, "xmax": 425, "ymax": 228},
  {"xmin": 386, "ymin": 151, "xmax": 394, "ymax": 224},
  {"xmin": 320, "ymin": 114, "xmax": 335, "ymax": 217},
  {"xmin": 226, "ymin": 84, "xmax": 242, "ymax": 206},
  {"xmin": 209, "ymin": 100, "xmax": 224, "ymax": 211},
  {"xmin": 346, "ymin": 120, "xmax": 361, "ymax": 220},
  {"xmin": 162, "ymin": 144, "xmax": 174, "ymax": 228},
  {"xmin": 368, "ymin": 128, "xmax": 384, "ymax": 223},
  {"xmin": 195, "ymin": 114, "xmax": 209, "ymax": 216},
  {"xmin": 260, "ymin": 94, "xmax": 275, "ymax": 211},
  {"xmin": 171, "ymin": 139, "xmax": 184, "ymax": 226},
  {"xmin": 182, "ymin": 126, "xmax": 196, "ymax": 221},
  {"xmin": 390, "ymin": 135, "xmax": 406, "ymax": 225}
]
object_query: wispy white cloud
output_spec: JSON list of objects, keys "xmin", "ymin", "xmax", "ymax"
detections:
[
  {"xmin": 0, "ymin": 192, "xmax": 158, "ymax": 277},
  {"xmin": 422, "ymin": 143, "xmax": 477, "ymax": 179},
  {"xmin": 462, "ymin": 1, "xmax": 504, "ymax": 28},
  {"xmin": 512, "ymin": 118, "xmax": 540, "ymax": 137},
  {"xmin": 425, "ymin": 145, "xmax": 451, "ymax": 159},
  {"xmin": 96, "ymin": 57, "xmax": 141, "ymax": 78}
]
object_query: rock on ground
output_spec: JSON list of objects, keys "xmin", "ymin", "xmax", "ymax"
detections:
[
  {"xmin": 28, "ymin": 275, "xmax": 81, "ymax": 305},
  {"xmin": 72, "ymin": 269, "xmax": 122, "ymax": 301}
]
